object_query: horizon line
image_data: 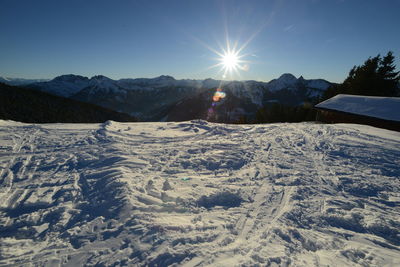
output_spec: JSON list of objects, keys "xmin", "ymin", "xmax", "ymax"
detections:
[{"xmin": 0, "ymin": 73, "xmax": 334, "ymax": 84}]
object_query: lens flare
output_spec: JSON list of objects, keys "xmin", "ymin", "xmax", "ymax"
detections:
[{"xmin": 212, "ymin": 89, "xmax": 226, "ymax": 102}]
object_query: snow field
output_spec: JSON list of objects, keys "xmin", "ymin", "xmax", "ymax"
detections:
[{"xmin": 0, "ymin": 120, "xmax": 399, "ymax": 266}]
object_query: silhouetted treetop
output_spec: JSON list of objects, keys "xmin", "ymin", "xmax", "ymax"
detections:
[{"xmin": 322, "ymin": 51, "xmax": 400, "ymax": 99}]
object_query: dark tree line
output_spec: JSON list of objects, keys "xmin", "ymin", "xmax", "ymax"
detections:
[{"xmin": 255, "ymin": 102, "xmax": 316, "ymax": 123}]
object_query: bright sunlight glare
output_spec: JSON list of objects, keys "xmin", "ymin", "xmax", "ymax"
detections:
[
  {"xmin": 196, "ymin": 36, "xmax": 253, "ymax": 80},
  {"xmin": 222, "ymin": 51, "xmax": 239, "ymax": 71}
]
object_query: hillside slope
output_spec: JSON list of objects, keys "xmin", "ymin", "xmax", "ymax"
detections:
[
  {"xmin": 0, "ymin": 120, "xmax": 399, "ymax": 266},
  {"xmin": 0, "ymin": 83, "xmax": 137, "ymax": 123}
]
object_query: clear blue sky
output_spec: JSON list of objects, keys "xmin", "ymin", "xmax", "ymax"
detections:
[{"xmin": 1, "ymin": 0, "xmax": 399, "ymax": 83}]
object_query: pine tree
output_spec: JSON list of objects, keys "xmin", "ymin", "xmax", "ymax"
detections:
[
  {"xmin": 377, "ymin": 51, "xmax": 400, "ymax": 96},
  {"xmin": 343, "ymin": 55, "xmax": 380, "ymax": 95},
  {"xmin": 322, "ymin": 51, "xmax": 400, "ymax": 99}
]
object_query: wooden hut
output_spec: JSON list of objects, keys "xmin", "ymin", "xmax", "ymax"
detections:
[{"xmin": 314, "ymin": 94, "xmax": 400, "ymax": 132}]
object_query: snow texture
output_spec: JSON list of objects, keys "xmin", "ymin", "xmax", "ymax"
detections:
[
  {"xmin": 0, "ymin": 120, "xmax": 399, "ymax": 266},
  {"xmin": 316, "ymin": 94, "xmax": 400, "ymax": 122}
]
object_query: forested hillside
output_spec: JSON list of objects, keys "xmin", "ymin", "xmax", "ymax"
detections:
[{"xmin": 0, "ymin": 83, "xmax": 137, "ymax": 123}]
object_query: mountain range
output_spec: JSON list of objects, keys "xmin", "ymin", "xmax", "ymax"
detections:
[{"xmin": 2, "ymin": 74, "xmax": 333, "ymax": 122}]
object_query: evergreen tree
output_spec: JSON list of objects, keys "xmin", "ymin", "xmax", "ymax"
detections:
[
  {"xmin": 377, "ymin": 51, "xmax": 400, "ymax": 96},
  {"xmin": 322, "ymin": 51, "xmax": 400, "ymax": 99},
  {"xmin": 343, "ymin": 55, "xmax": 381, "ymax": 95}
]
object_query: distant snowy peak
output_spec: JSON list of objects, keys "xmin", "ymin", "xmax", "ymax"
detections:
[
  {"xmin": 27, "ymin": 74, "xmax": 125, "ymax": 97},
  {"xmin": 91, "ymin": 75, "xmax": 110, "ymax": 80},
  {"xmin": 53, "ymin": 74, "xmax": 89, "ymax": 83},
  {"xmin": 117, "ymin": 75, "xmax": 180, "ymax": 90},
  {"xmin": 89, "ymin": 75, "xmax": 119, "ymax": 90},
  {"xmin": 146, "ymin": 75, "xmax": 176, "ymax": 87},
  {"xmin": 154, "ymin": 75, "xmax": 175, "ymax": 82},
  {"xmin": 305, "ymin": 79, "xmax": 331, "ymax": 90},
  {"xmin": 267, "ymin": 73, "xmax": 331, "ymax": 92},
  {"xmin": 267, "ymin": 73, "xmax": 299, "ymax": 92},
  {"xmin": 278, "ymin": 73, "xmax": 298, "ymax": 83},
  {"xmin": 28, "ymin": 74, "xmax": 91, "ymax": 97},
  {"xmin": 90, "ymin": 75, "xmax": 116, "ymax": 84},
  {"xmin": 0, "ymin": 76, "xmax": 50, "ymax": 86}
]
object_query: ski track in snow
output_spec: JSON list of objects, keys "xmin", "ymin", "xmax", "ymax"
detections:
[{"xmin": 0, "ymin": 120, "xmax": 399, "ymax": 266}]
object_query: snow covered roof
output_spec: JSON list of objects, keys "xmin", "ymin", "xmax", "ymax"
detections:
[{"xmin": 315, "ymin": 94, "xmax": 400, "ymax": 122}]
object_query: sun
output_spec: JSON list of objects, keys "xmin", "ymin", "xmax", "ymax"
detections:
[
  {"xmin": 221, "ymin": 51, "xmax": 239, "ymax": 71},
  {"xmin": 197, "ymin": 37, "xmax": 252, "ymax": 79}
]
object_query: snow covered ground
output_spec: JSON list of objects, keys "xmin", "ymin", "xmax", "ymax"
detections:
[{"xmin": 0, "ymin": 120, "xmax": 399, "ymax": 266}]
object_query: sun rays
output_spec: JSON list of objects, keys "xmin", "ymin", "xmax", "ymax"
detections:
[
  {"xmin": 221, "ymin": 50, "xmax": 239, "ymax": 71},
  {"xmin": 207, "ymin": 41, "xmax": 251, "ymax": 80}
]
